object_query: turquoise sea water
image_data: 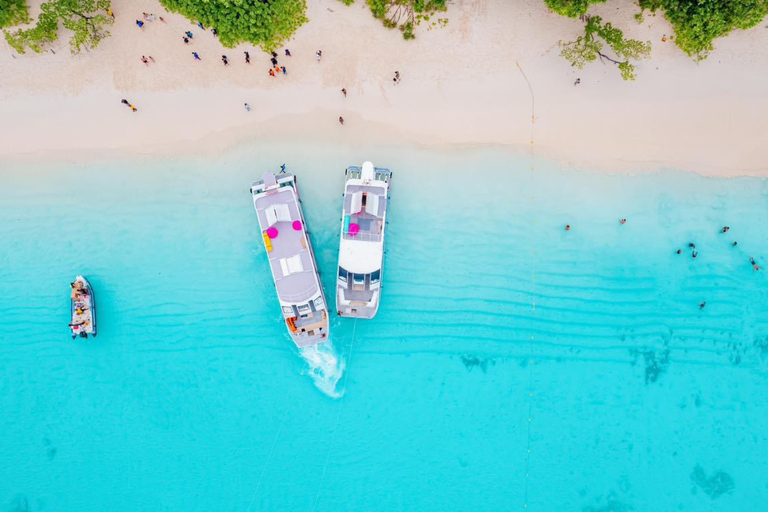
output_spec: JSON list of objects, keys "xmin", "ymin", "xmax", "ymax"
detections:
[{"xmin": 1, "ymin": 143, "xmax": 767, "ymax": 511}]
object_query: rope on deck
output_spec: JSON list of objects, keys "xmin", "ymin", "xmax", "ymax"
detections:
[{"xmin": 311, "ymin": 318, "xmax": 358, "ymax": 512}]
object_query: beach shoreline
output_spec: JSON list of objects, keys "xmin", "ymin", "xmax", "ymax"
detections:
[{"xmin": 1, "ymin": 0, "xmax": 767, "ymax": 177}]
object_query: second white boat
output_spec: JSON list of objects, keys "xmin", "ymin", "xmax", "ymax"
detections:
[{"xmin": 336, "ymin": 162, "xmax": 392, "ymax": 319}]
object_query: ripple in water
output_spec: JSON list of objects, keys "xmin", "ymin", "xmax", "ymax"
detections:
[{"xmin": 299, "ymin": 341, "xmax": 346, "ymax": 398}]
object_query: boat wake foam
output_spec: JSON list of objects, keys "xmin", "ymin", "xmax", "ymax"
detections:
[{"xmin": 299, "ymin": 341, "xmax": 345, "ymax": 398}]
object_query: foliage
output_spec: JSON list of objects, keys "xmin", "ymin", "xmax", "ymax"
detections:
[
  {"xmin": 544, "ymin": 0, "xmax": 605, "ymax": 18},
  {"xmin": 639, "ymin": 0, "xmax": 768, "ymax": 59},
  {"xmin": 4, "ymin": 0, "xmax": 112, "ymax": 54},
  {"xmin": 160, "ymin": 0, "xmax": 307, "ymax": 51},
  {"xmin": 559, "ymin": 15, "xmax": 651, "ymax": 80},
  {"xmin": 346, "ymin": 0, "xmax": 446, "ymax": 39},
  {"xmin": 0, "ymin": 0, "xmax": 29, "ymax": 28}
]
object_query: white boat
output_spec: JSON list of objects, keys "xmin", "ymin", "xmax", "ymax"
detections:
[
  {"xmin": 251, "ymin": 172, "xmax": 329, "ymax": 347},
  {"xmin": 69, "ymin": 276, "xmax": 96, "ymax": 339},
  {"xmin": 336, "ymin": 162, "xmax": 392, "ymax": 319}
]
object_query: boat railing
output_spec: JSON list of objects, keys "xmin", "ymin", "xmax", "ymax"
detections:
[
  {"xmin": 277, "ymin": 286, "xmax": 318, "ymax": 303},
  {"xmin": 342, "ymin": 232, "xmax": 382, "ymax": 242}
]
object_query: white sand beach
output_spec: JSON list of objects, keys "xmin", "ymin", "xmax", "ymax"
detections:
[{"xmin": 1, "ymin": 0, "xmax": 767, "ymax": 176}]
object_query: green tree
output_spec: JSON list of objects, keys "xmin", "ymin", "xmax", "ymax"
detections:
[
  {"xmin": 639, "ymin": 0, "xmax": 768, "ymax": 59},
  {"xmin": 159, "ymin": 0, "xmax": 307, "ymax": 51},
  {"xmin": 339, "ymin": 0, "xmax": 447, "ymax": 39},
  {"xmin": 0, "ymin": 0, "xmax": 30, "ymax": 28},
  {"xmin": 544, "ymin": 0, "xmax": 605, "ymax": 18},
  {"xmin": 4, "ymin": 0, "xmax": 112, "ymax": 54},
  {"xmin": 560, "ymin": 15, "xmax": 651, "ymax": 80}
]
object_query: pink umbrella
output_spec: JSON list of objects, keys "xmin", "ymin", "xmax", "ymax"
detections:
[
  {"xmin": 349, "ymin": 223, "xmax": 360, "ymax": 236},
  {"xmin": 266, "ymin": 227, "xmax": 279, "ymax": 239},
  {"xmin": 292, "ymin": 220, "xmax": 302, "ymax": 231}
]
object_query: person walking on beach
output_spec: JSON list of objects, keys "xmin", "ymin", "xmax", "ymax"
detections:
[
  {"xmin": 183, "ymin": 36, "xmax": 190, "ymax": 44},
  {"xmin": 107, "ymin": 9, "xmax": 115, "ymax": 18},
  {"xmin": 316, "ymin": 50, "xmax": 322, "ymax": 62},
  {"xmin": 121, "ymin": 99, "xmax": 137, "ymax": 112},
  {"xmin": 341, "ymin": 88, "xmax": 347, "ymax": 97},
  {"xmin": 185, "ymin": 31, "xmax": 194, "ymax": 39},
  {"xmin": 339, "ymin": 116, "xmax": 344, "ymax": 125},
  {"xmin": 270, "ymin": 57, "xmax": 278, "ymax": 66},
  {"xmin": 222, "ymin": 55, "xmax": 229, "ymax": 66},
  {"xmin": 268, "ymin": 68, "xmax": 275, "ymax": 77},
  {"xmin": 281, "ymin": 66, "xmax": 286, "ymax": 75},
  {"xmin": 285, "ymin": 49, "xmax": 292, "ymax": 57},
  {"xmin": 141, "ymin": 56, "xmax": 149, "ymax": 66},
  {"xmin": 197, "ymin": 21, "xmax": 205, "ymax": 30},
  {"xmin": 244, "ymin": 51, "xmax": 250, "ymax": 64},
  {"xmin": 136, "ymin": 20, "xmax": 144, "ymax": 29},
  {"xmin": 574, "ymin": 78, "xmax": 581, "ymax": 86},
  {"xmin": 244, "ymin": 103, "xmax": 251, "ymax": 112},
  {"xmin": 394, "ymin": 70, "xmax": 400, "ymax": 83},
  {"xmin": 211, "ymin": 28, "xmax": 218, "ymax": 37},
  {"xmin": 192, "ymin": 52, "xmax": 201, "ymax": 61}
]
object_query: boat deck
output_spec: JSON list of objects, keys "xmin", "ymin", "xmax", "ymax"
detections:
[{"xmin": 255, "ymin": 187, "xmax": 319, "ymax": 303}]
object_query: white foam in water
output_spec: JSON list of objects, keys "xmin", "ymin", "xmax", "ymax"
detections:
[{"xmin": 299, "ymin": 340, "xmax": 346, "ymax": 398}]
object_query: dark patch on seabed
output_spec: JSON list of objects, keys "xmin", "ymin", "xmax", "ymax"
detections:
[
  {"xmin": 691, "ymin": 464, "xmax": 735, "ymax": 499},
  {"xmin": 460, "ymin": 355, "xmax": 494, "ymax": 373},
  {"xmin": 582, "ymin": 491, "xmax": 634, "ymax": 512},
  {"xmin": 6, "ymin": 494, "xmax": 29, "ymax": 512},
  {"xmin": 629, "ymin": 346, "xmax": 670, "ymax": 384}
]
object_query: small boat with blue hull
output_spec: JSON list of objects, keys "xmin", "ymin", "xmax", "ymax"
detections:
[
  {"xmin": 250, "ymin": 171, "xmax": 330, "ymax": 347},
  {"xmin": 69, "ymin": 276, "xmax": 96, "ymax": 339},
  {"xmin": 336, "ymin": 162, "xmax": 392, "ymax": 319}
]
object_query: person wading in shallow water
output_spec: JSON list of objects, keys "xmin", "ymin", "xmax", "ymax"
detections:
[{"xmin": 699, "ymin": 301, "xmax": 706, "ymax": 310}]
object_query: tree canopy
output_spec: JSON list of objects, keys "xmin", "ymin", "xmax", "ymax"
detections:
[
  {"xmin": 4, "ymin": 0, "xmax": 113, "ymax": 54},
  {"xmin": 338, "ymin": 0, "xmax": 447, "ymax": 39},
  {"xmin": 0, "ymin": 0, "xmax": 29, "ymax": 28},
  {"xmin": 559, "ymin": 15, "xmax": 651, "ymax": 80},
  {"xmin": 544, "ymin": 0, "xmax": 605, "ymax": 18},
  {"xmin": 159, "ymin": 0, "xmax": 307, "ymax": 51},
  {"xmin": 639, "ymin": 0, "xmax": 768, "ymax": 59}
]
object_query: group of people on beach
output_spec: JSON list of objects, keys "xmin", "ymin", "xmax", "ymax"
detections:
[{"xmin": 135, "ymin": 11, "xmax": 165, "ymax": 29}]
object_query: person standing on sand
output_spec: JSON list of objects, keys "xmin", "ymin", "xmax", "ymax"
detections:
[
  {"xmin": 141, "ymin": 56, "xmax": 149, "ymax": 66},
  {"xmin": 341, "ymin": 88, "xmax": 347, "ymax": 97},
  {"xmin": 285, "ymin": 49, "xmax": 291, "ymax": 56},
  {"xmin": 136, "ymin": 20, "xmax": 144, "ymax": 29},
  {"xmin": 197, "ymin": 21, "xmax": 205, "ymax": 30},
  {"xmin": 270, "ymin": 57, "xmax": 278, "ymax": 66},
  {"xmin": 339, "ymin": 116, "xmax": 344, "ymax": 125},
  {"xmin": 268, "ymin": 69, "xmax": 275, "ymax": 77},
  {"xmin": 183, "ymin": 36, "xmax": 189, "ymax": 44},
  {"xmin": 281, "ymin": 66, "xmax": 286, "ymax": 75},
  {"xmin": 211, "ymin": 28, "xmax": 218, "ymax": 37},
  {"xmin": 222, "ymin": 55, "xmax": 229, "ymax": 65},
  {"xmin": 185, "ymin": 31, "xmax": 194, "ymax": 39},
  {"xmin": 192, "ymin": 52, "xmax": 201, "ymax": 61},
  {"xmin": 244, "ymin": 103, "xmax": 251, "ymax": 112},
  {"xmin": 574, "ymin": 78, "xmax": 581, "ymax": 86},
  {"xmin": 316, "ymin": 50, "xmax": 322, "ymax": 62},
  {"xmin": 244, "ymin": 51, "xmax": 250, "ymax": 64}
]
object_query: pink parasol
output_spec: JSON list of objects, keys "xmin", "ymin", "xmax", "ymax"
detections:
[
  {"xmin": 349, "ymin": 223, "xmax": 360, "ymax": 236},
  {"xmin": 292, "ymin": 220, "xmax": 302, "ymax": 231},
  {"xmin": 266, "ymin": 227, "xmax": 279, "ymax": 239}
]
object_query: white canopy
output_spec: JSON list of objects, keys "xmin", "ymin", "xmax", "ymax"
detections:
[{"xmin": 265, "ymin": 203, "xmax": 291, "ymax": 226}]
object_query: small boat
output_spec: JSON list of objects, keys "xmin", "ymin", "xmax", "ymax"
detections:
[
  {"xmin": 250, "ymin": 171, "xmax": 330, "ymax": 347},
  {"xmin": 336, "ymin": 162, "xmax": 392, "ymax": 319},
  {"xmin": 69, "ymin": 276, "xmax": 96, "ymax": 339}
]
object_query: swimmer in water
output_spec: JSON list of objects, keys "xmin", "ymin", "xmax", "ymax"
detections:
[
  {"xmin": 565, "ymin": 225, "xmax": 571, "ymax": 231},
  {"xmin": 620, "ymin": 219, "xmax": 626, "ymax": 225},
  {"xmin": 721, "ymin": 226, "xmax": 730, "ymax": 233}
]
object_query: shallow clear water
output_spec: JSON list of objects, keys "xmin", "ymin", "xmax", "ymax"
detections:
[{"xmin": 1, "ymin": 143, "xmax": 767, "ymax": 511}]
